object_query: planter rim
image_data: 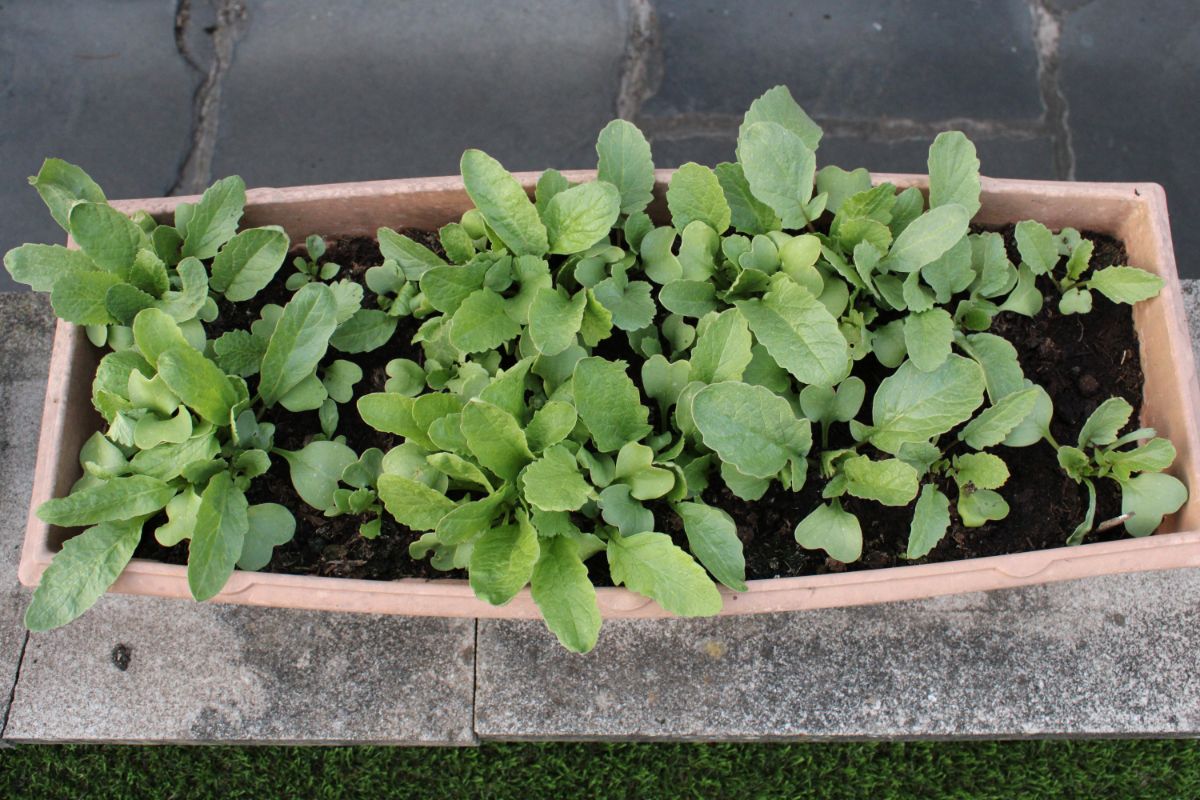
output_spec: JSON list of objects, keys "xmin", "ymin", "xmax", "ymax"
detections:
[{"xmin": 17, "ymin": 170, "xmax": 1200, "ymax": 620}]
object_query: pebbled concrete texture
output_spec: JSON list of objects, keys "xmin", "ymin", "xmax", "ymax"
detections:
[
  {"xmin": 475, "ymin": 570, "xmax": 1200, "ymax": 741},
  {"xmin": 0, "ymin": 0, "xmax": 200, "ymax": 290},
  {"xmin": 4, "ymin": 597, "xmax": 476, "ymax": 745},
  {"xmin": 0, "ymin": 294, "xmax": 55, "ymax": 737}
]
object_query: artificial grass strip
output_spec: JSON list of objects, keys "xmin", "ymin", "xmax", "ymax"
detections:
[{"xmin": 3, "ymin": 740, "xmax": 1199, "ymax": 799}]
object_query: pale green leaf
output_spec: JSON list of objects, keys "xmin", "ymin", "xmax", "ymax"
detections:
[
  {"xmin": 906, "ymin": 485, "xmax": 952, "ymax": 559},
  {"xmin": 544, "ymin": 181, "xmax": 621, "ymax": 255},
  {"xmin": 529, "ymin": 288, "xmax": 586, "ymax": 356},
  {"xmin": 666, "ymin": 162, "xmax": 730, "ymax": 233},
  {"xmin": 736, "ymin": 277, "xmax": 850, "ymax": 387},
  {"xmin": 377, "ymin": 474, "xmax": 457, "ymax": 530},
  {"xmin": 927, "ymin": 131, "xmax": 981, "ymax": 217},
  {"xmin": 870, "ymin": 355, "xmax": 986, "ymax": 454},
  {"xmin": 958, "ymin": 387, "xmax": 1040, "ymax": 449},
  {"xmin": 68, "ymin": 201, "xmax": 144, "ymax": 273},
  {"xmin": 689, "ymin": 308, "xmax": 753, "ymax": 384},
  {"xmin": 903, "ymin": 308, "xmax": 954, "ymax": 372},
  {"xmin": 25, "ymin": 517, "xmax": 141, "ymax": 631},
  {"xmin": 1087, "ymin": 266, "xmax": 1165, "ymax": 304},
  {"xmin": 521, "ymin": 445, "xmax": 592, "ymax": 512},
  {"xmin": 736, "ymin": 122, "xmax": 816, "ymax": 229},
  {"xmin": 843, "ymin": 455, "xmax": 920, "ymax": 506},
  {"xmin": 259, "ymin": 283, "xmax": 339, "ymax": 406},
  {"xmin": 277, "ymin": 440, "xmax": 357, "ymax": 511},
  {"xmin": 187, "ymin": 472, "xmax": 249, "ymax": 601},
  {"xmin": 885, "ymin": 205, "xmax": 970, "ymax": 273},
  {"xmin": 461, "ymin": 149, "xmax": 548, "ymax": 256},
  {"xmin": 461, "ymin": 399, "xmax": 534, "ymax": 481},
  {"xmin": 29, "ymin": 158, "xmax": 106, "ymax": 231},
  {"xmin": 572, "ymin": 357, "xmax": 652, "ymax": 452},
  {"xmin": 674, "ymin": 501, "xmax": 747, "ymax": 591},
  {"xmin": 607, "ymin": 531, "xmax": 722, "ymax": 616},
  {"xmin": 1121, "ymin": 472, "xmax": 1188, "ymax": 537},
  {"xmin": 237, "ymin": 504, "xmax": 296, "ymax": 571},
  {"xmin": 180, "ymin": 176, "xmax": 246, "ymax": 260},
  {"xmin": 1014, "ymin": 219, "xmax": 1058, "ymax": 275},
  {"xmin": 794, "ymin": 501, "xmax": 862, "ymax": 562},
  {"xmin": 211, "ymin": 227, "xmax": 289, "ymax": 301},
  {"xmin": 157, "ymin": 346, "xmax": 238, "ymax": 425},
  {"xmin": 470, "ymin": 512, "xmax": 540, "ymax": 605},
  {"xmin": 692, "ymin": 381, "xmax": 812, "ymax": 479},
  {"xmin": 4, "ymin": 244, "xmax": 99, "ymax": 292},
  {"xmin": 740, "ymin": 84, "xmax": 822, "ymax": 150},
  {"xmin": 596, "ymin": 119, "xmax": 655, "ymax": 215},
  {"xmin": 531, "ymin": 534, "xmax": 602, "ymax": 653}
]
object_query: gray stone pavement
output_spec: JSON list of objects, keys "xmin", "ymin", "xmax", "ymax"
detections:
[
  {"xmin": 2, "ymin": 1, "xmax": 1198, "ymax": 291},
  {"xmin": 0, "ymin": 285, "xmax": 1199, "ymax": 742}
]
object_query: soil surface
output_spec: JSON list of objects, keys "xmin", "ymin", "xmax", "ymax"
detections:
[{"xmin": 134, "ymin": 226, "xmax": 1144, "ymax": 582}]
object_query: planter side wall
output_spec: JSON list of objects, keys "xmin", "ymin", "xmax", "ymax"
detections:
[{"xmin": 18, "ymin": 173, "xmax": 1200, "ymax": 620}]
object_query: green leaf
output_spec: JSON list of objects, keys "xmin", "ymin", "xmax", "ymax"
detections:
[
  {"xmin": 25, "ymin": 517, "xmax": 141, "ymax": 631},
  {"xmin": 330, "ymin": 308, "xmax": 398, "ymax": 354},
  {"xmin": 958, "ymin": 488, "xmax": 1010, "ymax": 527},
  {"xmin": 526, "ymin": 401, "xmax": 578, "ymax": 453},
  {"xmin": 843, "ymin": 455, "xmax": 920, "ymax": 506},
  {"xmin": 529, "ymin": 288, "xmax": 586, "ymax": 356},
  {"xmin": 212, "ymin": 330, "xmax": 263, "ymax": 378},
  {"xmin": 870, "ymin": 355, "xmax": 986, "ymax": 454},
  {"xmin": 470, "ymin": 512, "xmax": 540, "ymax": 605},
  {"xmin": 736, "ymin": 277, "xmax": 850, "ymax": 387},
  {"xmin": 259, "ymin": 283, "xmax": 339, "ymax": 406},
  {"xmin": 461, "ymin": 149, "xmax": 548, "ymax": 256},
  {"xmin": 1121, "ymin": 472, "xmax": 1188, "ymax": 537},
  {"xmin": 607, "ymin": 531, "xmax": 722, "ymax": 616},
  {"xmin": 1004, "ymin": 384, "xmax": 1054, "ymax": 447},
  {"xmin": 596, "ymin": 119, "xmax": 655, "ymax": 215},
  {"xmin": 674, "ymin": 501, "xmax": 747, "ymax": 591},
  {"xmin": 461, "ymin": 399, "xmax": 534, "ymax": 481},
  {"xmin": 521, "ymin": 445, "xmax": 592, "ymax": 512},
  {"xmin": 531, "ymin": 534, "xmax": 602, "ymax": 653},
  {"xmin": 572, "ymin": 358, "xmax": 652, "ymax": 452},
  {"xmin": 157, "ymin": 346, "xmax": 238, "ymax": 425},
  {"xmin": 29, "ymin": 158, "xmax": 106, "ymax": 231},
  {"xmin": 187, "ymin": 472, "xmax": 249, "ymax": 601},
  {"xmin": 885, "ymin": 205, "xmax": 970, "ymax": 273},
  {"xmin": 38, "ymin": 474, "xmax": 173, "ymax": 528},
  {"xmin": 180, "ymin": 176, "xmax": 246, "ymax": 259},
  {"xmin": 958, "ymin": 387, "xmax": 1040, "ymax": 449},
  {"xmin": 613, "ymin": 442, "xmax": 676, "ymax": 500},
  {"xmin": 794, "ymin": 501, "xmax": 862, "ymax": 562},
  {"xmin": 439, "ymin": 222, "xmax": 476, "ymax": 264},
  {"xmin": 1087, "ymin": 266, "xmax": 1165, "ymax": 304},
  {"xmin": 740, "ymin": 85, "xmax": 822, "ymax": 150},
  {"xmin": 237, "ymin": 504, "xmax": 296, "ymax": 571},
  {"xmin": 4, "ymin": 244, "xmax": 99, "ymax": 292},
  {"xmin": 378, "ymin": 474, "xmax": 457, "ymax": 531},
  {"xmin": 277, "ymin": 440, "xmax": 357, "ymax": 510},
  {"xmin": 715, "ymin": 162, "xmax": 780, "ymax": 235},
  {"xmin": 962, "ymin": 332, "xmax": 1026, "ymax": 402},
  {"xmin": 927, "ymin": 131, "xmax": 981, "ymax": 217},
  {"xmin": 1014, "ymin": 220, "xmax": 1058, "ymax": 275},
  {"xmin": 105, "ymin": 282, "xmax": 156, "ymax": 325},
  {"xmin": 907, "ymin": 484, "xmax": 951, "ymax": 559},
  {"xmin": 736, "ymin": 122, "xmax": 816, "ymax": 229},
  {"xmin": 816, "ymin": 166, "xmax": 872, "ymax": 214},
  {"xmin": 210, "ymin": 227, "xmax": 289, "ymax": 301},
  {"xmin": 378, "ymin": 227, "xmax": 447, "ymax": 278},
  {"xmin": 358, "ymin": 393, "xmax": 432, "ymax": 448},
  {"xmin": 1067, "ymin": 479, "xmax": 1098, "ymax": 546},
  {"xmin": 903, "ymin": 308, "xmax": 954, "ymax": 373},
  {"xmin": 666, "ymin": 162, "xmax": 730, "ymax": 233},
  {"xmin": 1078, "ymin": 397, "xmax": 1133, "ymax": 448},
  {"xmin": 1059, "ymin": 288, "xmax": 1093, "ymax": 315},
  {"xmin": 449, "ymin": 288, "xmax": 522, "ymax": 354},
  {"xmin": 50, "ymin": 270, "xmax": 122, "ymax": 324},
  {"xmin": 659, "ymin": 279, "xmax": 718, "ymax": 318},
  {"xmin": 689, "ymin": 308, "xmax": 753, "ymax": 384},
  {"xmin": 534, "ymin": 169, "xmax": 570, "ymax": 216},
  {"xmin": 954, "ymin": 452, "xmax": 1010, "ymax": 490},
  {"xmin": 692, "ymin": 381, "xmax": 812, "ymax": 479},
  {"xmin": 543, "ymin": 181, "xmax": 621, "ymax": 255},
  {"xmin": 1107, "ymin": 438, "xmax": 1177, "ymax": 478},
  {"xmin": 597, "ymin": 484, "xmax": 654, "ymax": 535}
]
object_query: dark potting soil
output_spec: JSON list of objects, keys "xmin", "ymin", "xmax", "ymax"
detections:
[{"xmin": 134, "ymin": 227, "xmax": 1144, "ymax": 583}]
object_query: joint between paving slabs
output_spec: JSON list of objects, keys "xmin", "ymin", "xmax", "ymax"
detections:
[
  {"xmin": 1029, "ymin": 0, "xmax": 1076, "ymax": 180},
  {"xmin": 0, "ymin": 630, "xmax": 31, "ymax": 745},
  {"xmin": 171, "ymin": 0, "xmax": 248, "ymax": 195}
]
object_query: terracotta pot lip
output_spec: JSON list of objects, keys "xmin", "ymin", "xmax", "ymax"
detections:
[{"xmin": 19, "ymin": 171, "xmax": 1200, "ymax": 620}]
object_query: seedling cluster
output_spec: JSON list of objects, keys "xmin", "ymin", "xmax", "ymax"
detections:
[{"xmin": 6, "ymin": 87, "xmax": 1183, "ymax": 651}]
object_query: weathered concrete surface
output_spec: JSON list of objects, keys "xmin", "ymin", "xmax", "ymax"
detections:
[
  {"xmin": 4, "ymin": 597, "xmax": 476, "ymax": 745},
  {"xmin": 475, "ymin": 570, "xmax": 1200, "ymax": 741},
  {"xmin": 0, "ymin": 1, "xmax": 199, "ymax": 290},
  {"xmin": 0, "ymin": 294, "xmax": 55, "ymax": 737}
]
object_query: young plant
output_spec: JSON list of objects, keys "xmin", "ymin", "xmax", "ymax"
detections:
[{"xmin": 1054, "ymin": 397, "xmax": 1187, "ymax": 543}]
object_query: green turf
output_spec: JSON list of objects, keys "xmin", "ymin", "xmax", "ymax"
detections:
[{"xmin": 2, "ymin": 740, "xmax": 1198, "ymax": 799}]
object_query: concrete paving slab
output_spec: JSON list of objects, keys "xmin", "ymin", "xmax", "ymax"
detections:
[
  {"xmin": 211, "ymin": 0, "xmax": 628, "ymax": 189},
  {"xmin": 1060, "ymin": 0, "xmax": 1200, "ymax": 279},
  {"xmin": 4, "ymin": 597, "xmax": 476, "ymax": 745},
  {"xmin": 0, "ymin": 1, "xmax": 199, "ymax": 290},
  {"xmin": 640, "ymin": 0, "xmax": 1042, "ymax": 123},
  {"xmin": 475, "ymin": 569, "xmax": 1200, "ymax": 741},
  {"xmin": 0, "ymin": 294, "xmax": 55, "ymax": 735}
]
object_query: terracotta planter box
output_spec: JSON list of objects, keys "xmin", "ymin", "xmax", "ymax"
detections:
[{"xmin": 17, "ymin": 171, "xmax": 1200, "ymax": 619}]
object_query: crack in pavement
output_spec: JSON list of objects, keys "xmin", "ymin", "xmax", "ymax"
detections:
[
  {"xmin": 1030, "ymin": 0, "xmax": 1076, "ymax": 180},
  {"xmin": 616, "ymin": 0, "xmax": 662, "ymax": 121},
  {"xmin": 170, "ymin": 0, "xmax": 247, "ymax": 196},
  {"xmin": 0, "ymin": 630, "xmax": 30, "ymax": 744}
]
